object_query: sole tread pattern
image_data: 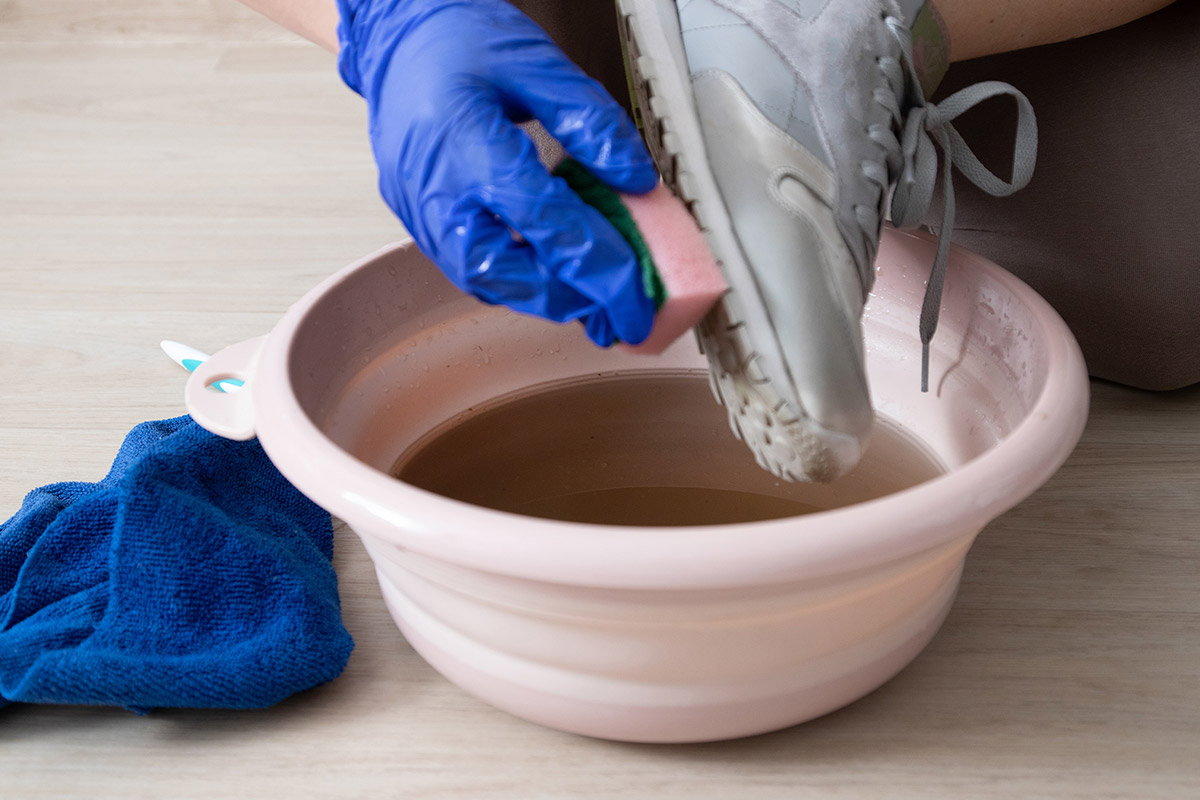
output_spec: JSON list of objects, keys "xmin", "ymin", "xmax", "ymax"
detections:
[{"xmin": 616, "ymin": 0, "xmax": 839, "ymax": 482}]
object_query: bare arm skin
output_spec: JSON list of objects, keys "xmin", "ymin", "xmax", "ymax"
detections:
[
  {"xmin": 237, "ymin": 0, "xmax": 340, "ymax": 53},
  {"xmin": 939, "ymin": 0, "xmax": 1177, "ymax": 61}
]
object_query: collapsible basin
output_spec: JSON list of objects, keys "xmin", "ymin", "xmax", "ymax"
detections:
[{"xmin": 187, "ymin": 227, "xmax": 1089, "ymax": 742}]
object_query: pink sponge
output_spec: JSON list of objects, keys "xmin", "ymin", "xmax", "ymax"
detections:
[{"xmin": 618, "ymin": 183, "xmax": 728, "ymax": 355}]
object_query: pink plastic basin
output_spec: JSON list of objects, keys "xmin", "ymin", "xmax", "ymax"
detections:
[{"xmin": 186, "ymin": 227, "xmax": 1089, "ymax": 742}]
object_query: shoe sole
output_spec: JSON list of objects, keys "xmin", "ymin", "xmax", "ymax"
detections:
[{"xmin": 616, "ymin": 0, "xmax": 854, "ymax": 482}]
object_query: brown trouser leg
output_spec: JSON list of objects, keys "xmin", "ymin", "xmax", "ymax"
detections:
[
  {"xmin": 932, "ymin": 0, "xmax": 1200, "ymax": 390},
  {"xmin": 509, "ymin": 1, "xmax": 631, "ymax": 111}
]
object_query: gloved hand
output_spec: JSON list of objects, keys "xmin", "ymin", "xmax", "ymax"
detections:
[{"xmin": 335, "ymin": 0, "xmax": 659, "ymax": 346}]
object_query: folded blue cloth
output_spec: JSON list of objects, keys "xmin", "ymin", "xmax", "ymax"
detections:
[{"xmin": 0, "ymin": 416, "xmax": 353, "ymax": 712}]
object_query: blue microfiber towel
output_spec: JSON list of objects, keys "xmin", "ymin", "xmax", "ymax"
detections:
[{"xmin": 0, "ymin": 416, "xmax": 353, "ymax": 712}]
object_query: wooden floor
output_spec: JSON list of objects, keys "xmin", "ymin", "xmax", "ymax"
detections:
[{"xmin": 2, "ymin": 2, "xmax": 1198, "ymax": 797}]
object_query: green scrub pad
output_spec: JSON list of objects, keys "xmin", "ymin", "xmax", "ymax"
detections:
[{"xmin": 554, "ymin": 158, "xmax": 667, "ymax": 309}]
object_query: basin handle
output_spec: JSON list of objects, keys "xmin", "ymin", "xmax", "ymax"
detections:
[{"xmin": 185, "ymin": 335, "xmax": 266, "ymax": 441}]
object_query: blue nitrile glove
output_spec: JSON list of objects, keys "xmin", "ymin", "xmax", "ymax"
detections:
[{"xmin": 336, "ymin": 0, "xmax": 659, "ymax": 346}]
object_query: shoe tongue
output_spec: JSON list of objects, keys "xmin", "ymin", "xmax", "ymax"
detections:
[
  {"xmin": 893, "ymin": 0, "xmax": 926, "ymax": 25},
  {"xmin": 908, "ymin": 2, "xmax": 951, "ymax": 98}
]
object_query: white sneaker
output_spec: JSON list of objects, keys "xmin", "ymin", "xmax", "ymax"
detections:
[{"xmin": 616, "ymin": 0, "xmax": 1036, "ymax": 481}]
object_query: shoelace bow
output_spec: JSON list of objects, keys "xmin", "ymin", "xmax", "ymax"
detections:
[{"xmin": 870, "ymin": 15, "xmax": 1038, "ymax": 391}]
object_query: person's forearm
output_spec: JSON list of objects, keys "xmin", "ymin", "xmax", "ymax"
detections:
[
  {"xmin": 938, "ymin": 0, "xmax": 1177, "ymax": 61},
  {"xmin": 238, "ymin": 0, "xmax": 340, "ymax": 53}
]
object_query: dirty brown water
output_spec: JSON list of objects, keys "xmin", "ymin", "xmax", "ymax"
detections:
[{"xmin": 393, "ymin": 373, "xmax": 945, "ymax": 527}]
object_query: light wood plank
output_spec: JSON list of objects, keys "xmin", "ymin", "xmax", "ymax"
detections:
[{"xmin": 0, "ymin": 0, "xmax": 296, "ymax": 44}]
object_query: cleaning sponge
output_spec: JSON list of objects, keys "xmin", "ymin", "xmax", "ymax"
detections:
[{"xmin": 554, "ymin": 158, "xmax": 726, "ymax": 355}]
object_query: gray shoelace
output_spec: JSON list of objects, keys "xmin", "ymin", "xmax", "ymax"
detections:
[{"xmin": 875, "ymin": 15, "xmax": 1038, "ymax": 391}]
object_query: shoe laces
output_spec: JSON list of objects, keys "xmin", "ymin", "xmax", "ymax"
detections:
[{"xmin": 864, "ymin": 12, "xmax": 1038, "ymax": 391}]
